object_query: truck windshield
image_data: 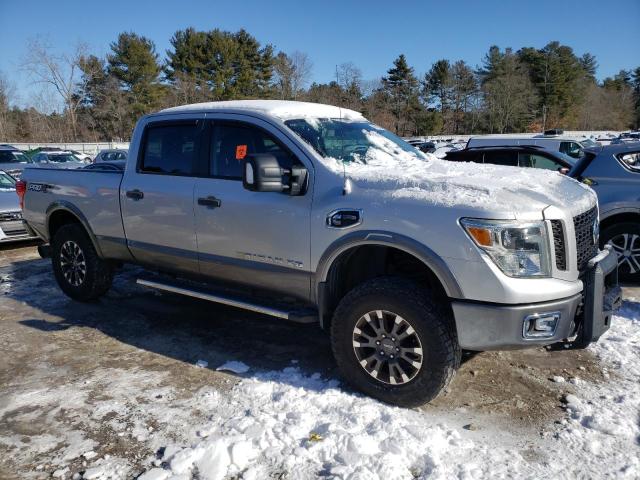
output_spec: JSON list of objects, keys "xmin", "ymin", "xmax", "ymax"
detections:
[{"xmin": 284, "ymin": 118, "xmax": 427, "ymax": 164}]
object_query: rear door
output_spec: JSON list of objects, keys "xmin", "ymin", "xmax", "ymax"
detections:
[
  {"xmin": 120, "ymin": 117, "xmax": 202, "ymax": 274},
  {"xmin": 193, "ymin": 115, "xmax": 313, "ymax": 300}
]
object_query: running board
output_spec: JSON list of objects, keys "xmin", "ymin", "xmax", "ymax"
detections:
[{"xmin": 136, "ymin": 278, "xmax": 317, "ymax": 324}]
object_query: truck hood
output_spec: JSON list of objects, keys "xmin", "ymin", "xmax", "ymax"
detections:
[{"xmin": 332, "ymin": 155, "xmax": 597, "ymax": 219}]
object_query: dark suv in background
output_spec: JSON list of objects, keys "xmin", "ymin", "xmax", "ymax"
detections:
[
  {"xmin": 569, "ymin": 143, "xmax": 640, "ymax": 282},
  {"xmin": 444, "ymin": 145, "xmax": 576, "ymax": 173}
]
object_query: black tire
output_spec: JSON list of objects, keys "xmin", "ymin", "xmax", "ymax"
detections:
[
  {"xmin": 331, "ymin": 277, "xmax": 460, "ymax": 408},
  {"xmin": 51, "ymin": 223, "xmax": 113, "ymax": 301},
  {"xmin": 600, "ymin": 222, "xmax": 640, "ymax": 283}
]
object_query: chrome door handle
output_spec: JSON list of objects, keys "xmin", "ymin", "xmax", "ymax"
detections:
[
  {"xmin": 126, "ymin": 189, "xmax": 144, "ymax": 200},
  {"xmin": 197, "ymin": 196, "xmax": 221, "ymax": 208}
]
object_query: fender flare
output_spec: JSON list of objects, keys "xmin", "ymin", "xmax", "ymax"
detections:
[
  {"xmin": 45, "ymin": 201, "xmax": 105, "ymax": 258},
  {"xmin": 315, "ymin": 230, "xmax": 464, "ymax": 301}
]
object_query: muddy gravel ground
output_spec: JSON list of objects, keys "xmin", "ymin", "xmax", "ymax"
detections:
[{"xmin": 0, "ymin": 243, "xmax": 637, "ymax": 479}]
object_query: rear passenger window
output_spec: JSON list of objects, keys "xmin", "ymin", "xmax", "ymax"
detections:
[
  {"xmin": 483, "ymin": 151, "xmax": 518, "ymax": 166},
  {"xmin": 618, "ymin": 152, "xmax": 640, "ymax": 172},
  {"xmin": 210, "ymin": 123, "xmax": 298, "ymax": 179},
  {"xmin": 141, "ymin": 124, "xmax": 198, "ymax": 175}
]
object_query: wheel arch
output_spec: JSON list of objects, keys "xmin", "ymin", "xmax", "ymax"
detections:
[
  {"xmin": 46, "ymin": 202, "xmax": 104, "ymax": 258},
  {"xmin": 600, "ymin": 209, "xmax": 640, "ymax": 234},
  {"xmin": 315, "ymin": 231, "xmax": 463, "ymax": 328}
]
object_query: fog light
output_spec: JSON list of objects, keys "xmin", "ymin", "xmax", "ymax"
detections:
[{"xmin": 522, "ymin": 312, "xmax": 560, "ymax": 339}]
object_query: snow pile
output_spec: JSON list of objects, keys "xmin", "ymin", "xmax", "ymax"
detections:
[
  {"xmin": 325, "ymin": 129, "xmax": 597, "ymax": 215},
  {"xmin": 216, "ymin": 360, "xmax": 250, "ymax": 374},
  {"xmin": 555, "ymin": 295, "xmax": 640, "ymax": 477}
]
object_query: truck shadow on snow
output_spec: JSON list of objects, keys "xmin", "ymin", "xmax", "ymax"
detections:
[{"xmin": 5, "ymin": 258, "xmax": 341, "ymax": 387}]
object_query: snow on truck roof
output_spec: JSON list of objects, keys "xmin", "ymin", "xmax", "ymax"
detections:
[{"xmin": 161, "ymin": 100, "xmax": 364, "ymax": 121}]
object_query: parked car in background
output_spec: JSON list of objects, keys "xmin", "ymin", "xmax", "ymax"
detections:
[
  {"xmin": 31, "ymin": 151, "xmax": 86, "ymax": 169},
  {"xmin": 0, "ymin": 170, "xmax": 39, "ymax": 243},
  {"xmin": 611, "ymin": 132, "xmax": 640, "ymax": 145},
  {"xmin": 445, "ymin": 145, "xmax": 576, "ymax": 173},
  {"xmin": 94, "ymin": 149, "xmax": 128, "ymax": 163},
  {"xmin": 68, "ymin": 150, "xmax": 93, "ymax": 162},
  {"xmin": 410, "ymin": 141, "xmax": 437, "ymax": 153},
  {"xmin": 0, "ymin": 145, "xmax": 34, "ymax": 178},
  {"xmin": 569, "ymin": 143, "xmax": 640, "ymax": 282},
  {"xmin": 467, "ymin": 131, "xmax": 594, "ymax": 159}
]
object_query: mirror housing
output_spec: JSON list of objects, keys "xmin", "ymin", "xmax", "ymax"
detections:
[
  {"xmin": 242, "ymin": 154, "xmax": 308, "ymax": 195},
  {"xmin": 242, "ymin": 154, "xmax": 286, "ymax": 193}
]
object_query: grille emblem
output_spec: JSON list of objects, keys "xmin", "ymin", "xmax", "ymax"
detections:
[{"xmin": 592, "ymin": 217, "xmax": 599, "ymax": 245}]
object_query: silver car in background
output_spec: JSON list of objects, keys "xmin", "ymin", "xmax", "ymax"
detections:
[
  {"xmin": 0, "ymin": 145, "xmax": 34, "ymax": 178},
  {"xmin": 94, "ymin": 149, "xmax": 128, "ymax": 163},
  {"xmin": 31, "ymin": 151, "xmax": 86, "ymax": 169},
  {"xmin": 0, "ymin": 171, "xmax": 38, "ymax": 242}
]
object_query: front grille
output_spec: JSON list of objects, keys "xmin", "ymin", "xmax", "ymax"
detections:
[
  {"xmin": 551, "ymin": 220, "xmax": 566, "ymax": 270},
  {"xmin": 573, "ymin": 206, "xmax": 599, "ymax": 272}
]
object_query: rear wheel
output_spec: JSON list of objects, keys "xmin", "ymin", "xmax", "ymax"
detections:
[
  {"xmin": 331, "ymin": 277, "xmax": 460, "ymax": 407},
  {"xmin": 601, "ymin": 222, "xmax": 640, "ymax": 283},
  {"xmin": 51, "ymin": 224, "xmax": 113, "ymax": 301}
]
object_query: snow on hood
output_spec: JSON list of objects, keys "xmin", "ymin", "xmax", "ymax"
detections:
[{"xmin": 324, "ymin": 131, "xmax": 597, "ymax": 218}]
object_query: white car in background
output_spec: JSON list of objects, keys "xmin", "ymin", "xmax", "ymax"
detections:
[
  {"xmin": 0, "ymin": 170, "xmax": 38, "ymax": 242},
  {"xmin": 30, "ymin": 151, "xmax": 86, "ymax": 169}
]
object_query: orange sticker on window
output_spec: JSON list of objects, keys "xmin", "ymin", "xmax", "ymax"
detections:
[{"xmin": 235, "ymin": 145, "xmax": 248, "ymax": 160}]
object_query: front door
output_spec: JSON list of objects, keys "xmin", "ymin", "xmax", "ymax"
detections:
[
  {"xmin": 194, "ymin": 117, "xmax": 313, "ymax": 300},
  {"xmin": 121, "ymin": 119, "xmax": 202, "ymax": 274}
]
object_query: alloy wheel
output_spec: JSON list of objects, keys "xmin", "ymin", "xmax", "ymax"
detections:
[
  {"xmin": 60, "ymin": 240, "xmax": 87, "ymax": 287},
  {"xmin": 352, "ymin": 310, "xmax": 423, "ymax": 385},
  {"xmin": 607, "ymin": 233, "xmax": 640, "ymax": 275}
]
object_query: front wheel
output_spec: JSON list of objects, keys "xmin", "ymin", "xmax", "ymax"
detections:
[
  {"xmin": 51, "ymin": 223, "xmax": 113, "ymax": 301},
  {"xmin": 331, "ymin": 277, "xmax": 460, "ymax": 407},
  {"xmin": 601, "ymin": 222, "xmax": 640, "ymax": 283}
]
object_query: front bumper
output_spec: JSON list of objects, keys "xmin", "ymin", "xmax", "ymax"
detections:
[{"xmin": 452, "ymin": 247, "xmax": 621, "ymax": 350}]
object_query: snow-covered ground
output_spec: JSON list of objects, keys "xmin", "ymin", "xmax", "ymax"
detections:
[
  {"xmin": 0, "ymin": 250, "xmax": 638, "ymax": 480},
  {"xmin": 135, "ymin": 295, "xmax": 640, "ymax": 480}
]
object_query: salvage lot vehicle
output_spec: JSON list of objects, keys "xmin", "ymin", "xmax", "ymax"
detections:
[
  {"xmin": 467, "ymin": 132, "xmax": 594, "ymax": 159},
  {"xmin": 19, "ymin": 100, "xmax": 622, "ymax": 406},
  {"xmin": 31, "ymin": 151, "xmax": 86, "ymax": 169},
  {"xmin": 0, "ymin": 170, "xmax": 39, "ymax": 242},
  {"xmin": 569, "ymin": 142, "xmax": 640, "ymax": 282},
  {"xmin": 0, "ymin": 144, "xmax": 34, "ymax": 178},
  {"xmin": 444, "ymin": 145, "xmax": 575, "ymax": 173},
  {"xmin": 93, "ymin": 148, "xmax": 128, "ymax": 163}
]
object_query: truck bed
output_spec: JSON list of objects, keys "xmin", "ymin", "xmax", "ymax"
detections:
[{"xmin": 21, "ymin": 167, "xmax": 130, "ymax": 260}]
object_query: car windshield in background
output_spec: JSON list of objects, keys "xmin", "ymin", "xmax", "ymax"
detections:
[
  {"xmin": 0, "ymin": 171, "xmax": 16, "ymax": 189},
  {"xmin": 284, "ymin": 119, "xmax": 427, "ymax": 164},
  {"xmin": 47, "ymin": 154, "xmax": 79, "ymax": 163},
  {"xmin": 0, "ymin": 151, "xmax": 32, "ymax": 164}
]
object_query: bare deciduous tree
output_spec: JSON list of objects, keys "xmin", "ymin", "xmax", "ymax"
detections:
[
  {"xmin": 22, "ymin": 39, "xmax": 90, "ymax": 141},
  {"xmin": 273, "ymin": 51, "xmax": 313, "ymax": 100}
]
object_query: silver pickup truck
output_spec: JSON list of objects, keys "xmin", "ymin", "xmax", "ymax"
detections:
[{"xmin": 19, "ymin": 100, "xmax": 622, "ymax": 407}]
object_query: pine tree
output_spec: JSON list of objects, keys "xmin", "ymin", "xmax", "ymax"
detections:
[
  {"xmin": 108, "ymin": 32, "xmax": 165, "ymax": 124},
  {"xmin": 382, "ymin": 54, "xmax": 419, "ymax": 135}
]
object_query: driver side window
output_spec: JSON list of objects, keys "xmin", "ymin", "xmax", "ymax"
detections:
[{"xmin": 210, "ymin": 122, "xmax": 299, "ymax": 179}]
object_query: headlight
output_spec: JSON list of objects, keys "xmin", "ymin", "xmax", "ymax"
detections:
[{"xmin": 460, "ymin": 218, "xmax": 551, "ymax": 277}]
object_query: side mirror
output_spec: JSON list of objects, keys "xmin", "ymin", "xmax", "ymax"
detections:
[{"xmin": 242, "ymin": 154, "xmax": 308, "ymax": 195}]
